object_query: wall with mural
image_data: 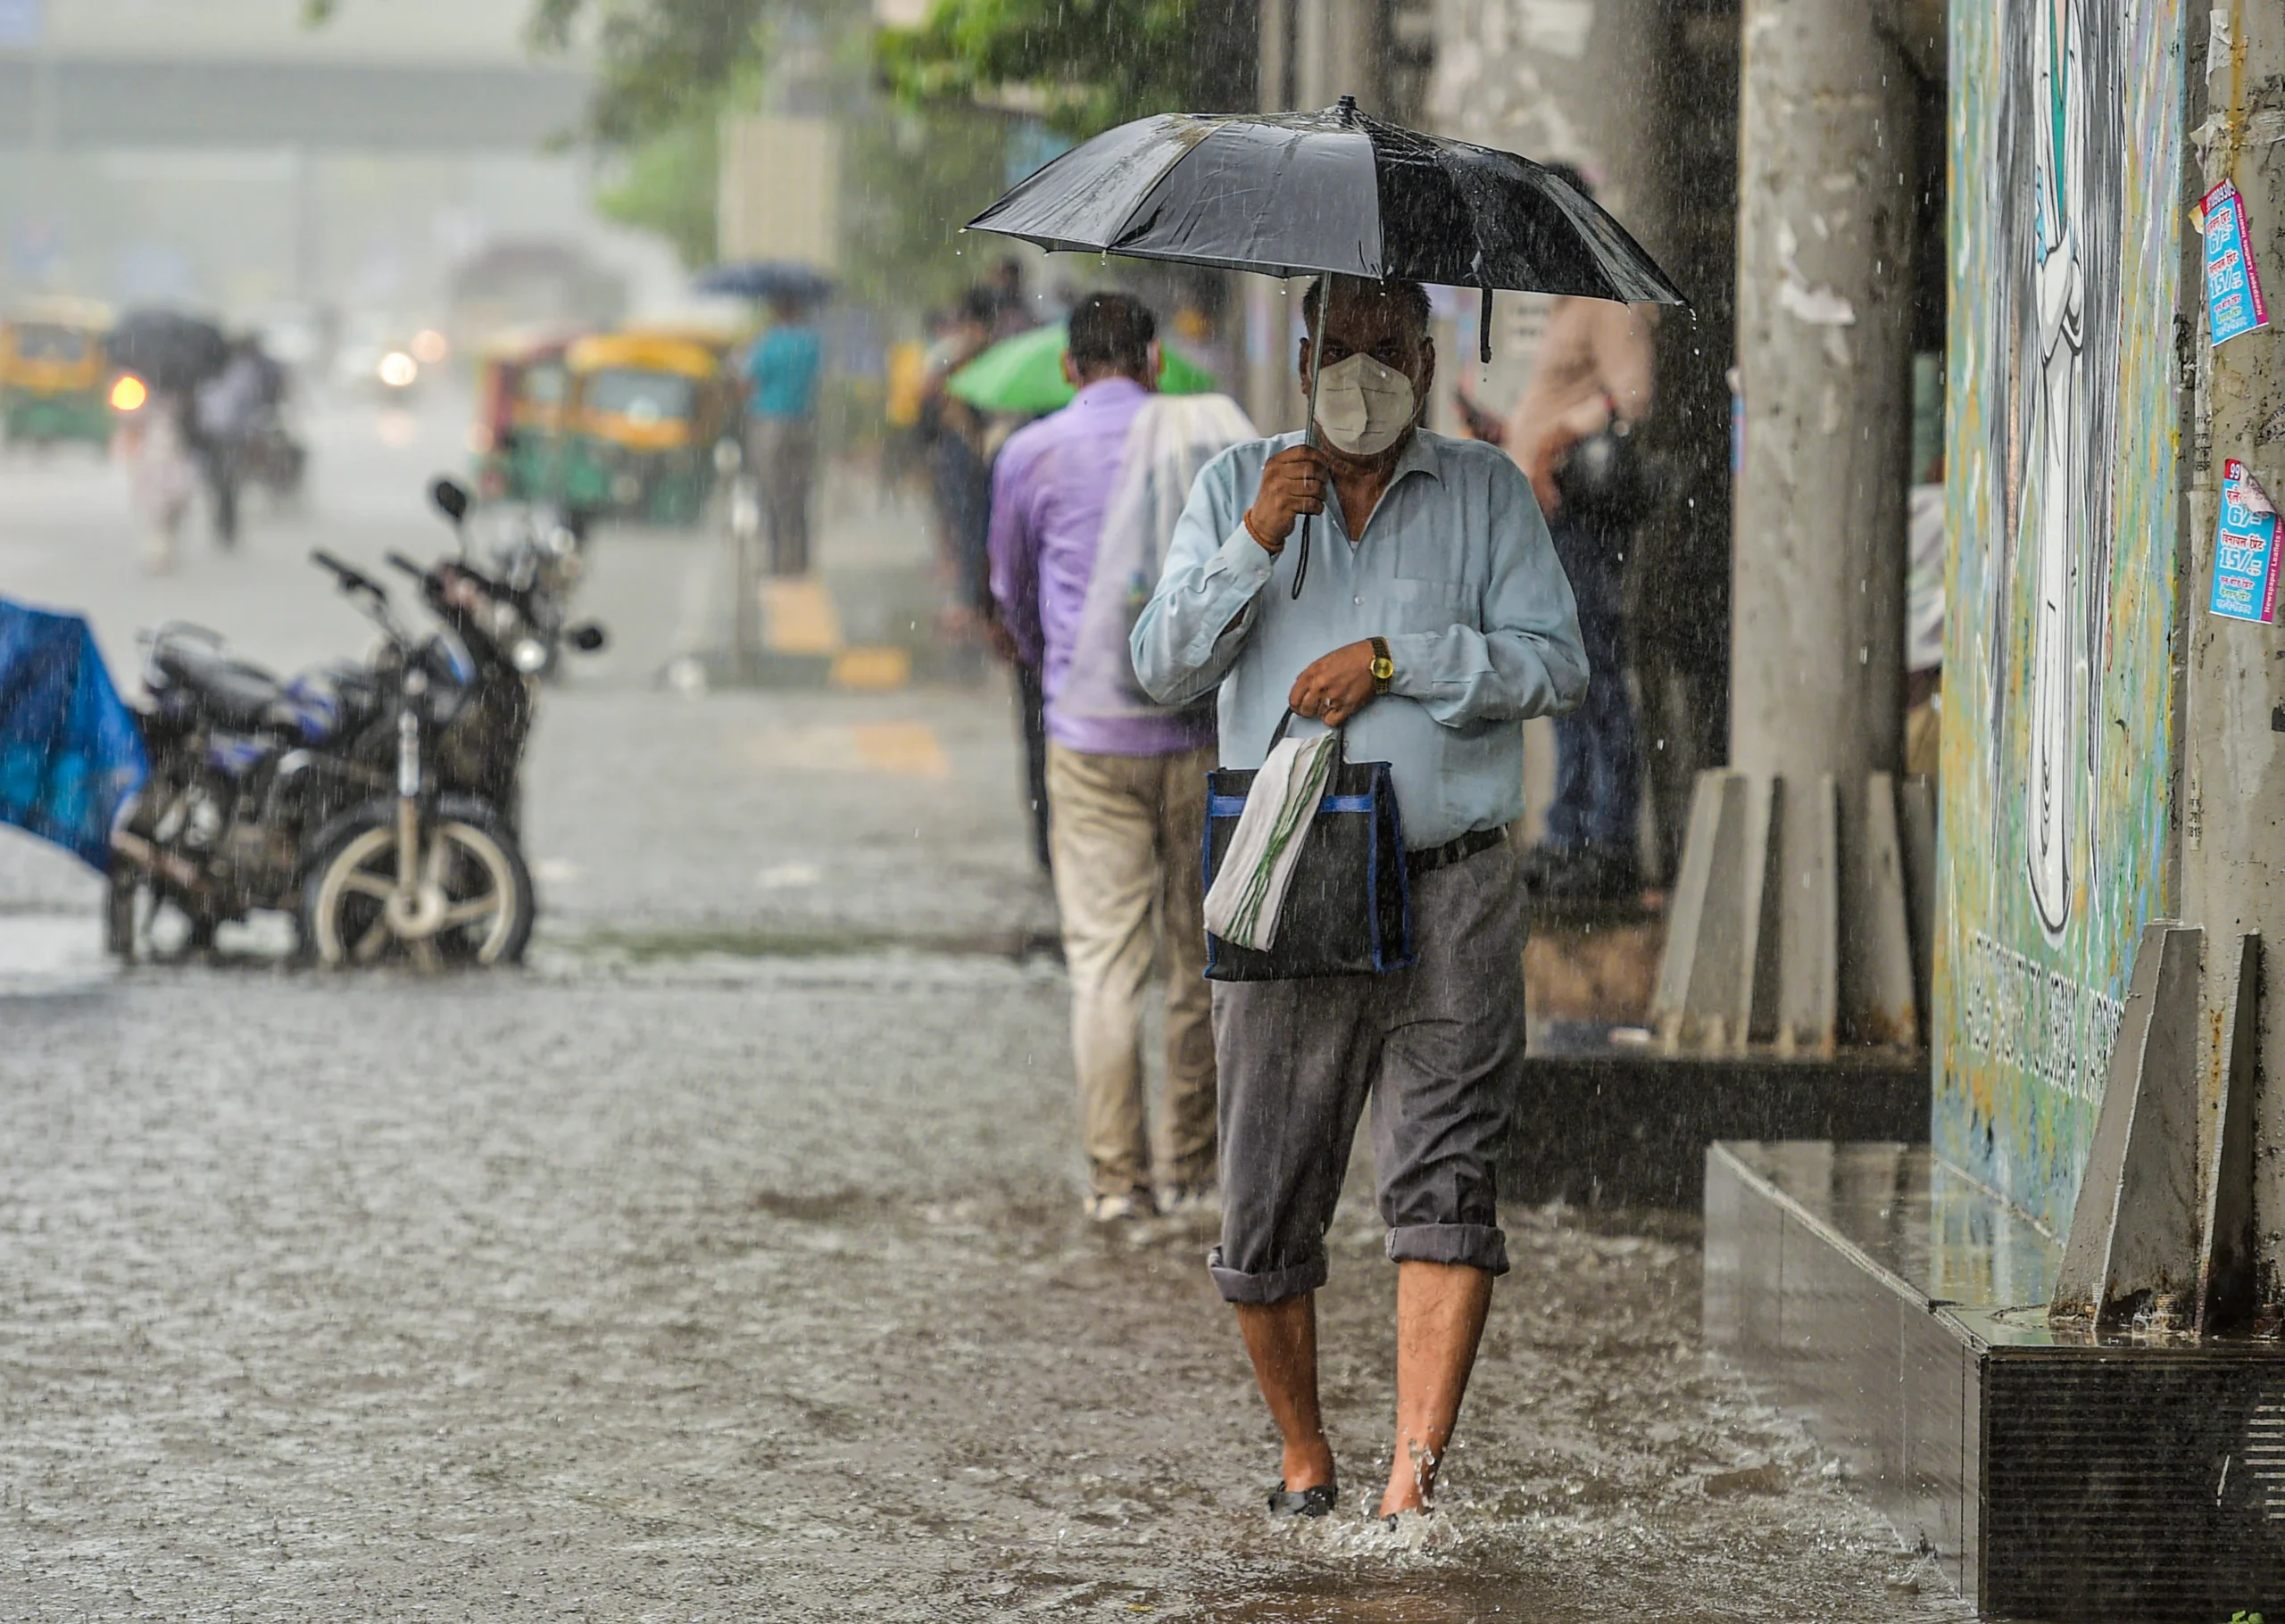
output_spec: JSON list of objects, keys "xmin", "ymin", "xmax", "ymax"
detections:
[{"xmin": 1935, "ymin": 0, "xmax": 2185, "ymax": 1237}]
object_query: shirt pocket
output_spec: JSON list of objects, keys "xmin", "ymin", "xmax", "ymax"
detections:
[
  {"xmin": 1383, "ymin": 577, "xmax": 1478, "ymax": 634},
  {"xmin": 1391, "ymin": 528, "xmax": 1469, "ymax": 584}
]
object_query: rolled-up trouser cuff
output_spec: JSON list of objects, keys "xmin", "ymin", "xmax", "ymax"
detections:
[
  {"xmin": 1207, "ymin": 1245, "xmax": 1330, "ymax": 1305},
  {"xmin": 1384, "ymin": 1222, "xmax": 1509, "ymax": 1275}
]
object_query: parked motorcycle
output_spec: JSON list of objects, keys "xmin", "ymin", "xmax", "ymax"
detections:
[{"xmin": 106, "ymin": 478, "xmax": 602, "ymax": 967}]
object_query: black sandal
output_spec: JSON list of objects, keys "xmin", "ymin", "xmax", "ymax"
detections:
[{"xmin": 1267, "ymin": 1479, "xmax": 1339, "ymax": 1518}]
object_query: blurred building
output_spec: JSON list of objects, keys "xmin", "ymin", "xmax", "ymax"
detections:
[{"xmin": 0, "ymin": 0, "xmax": 675, "ymax": 342}]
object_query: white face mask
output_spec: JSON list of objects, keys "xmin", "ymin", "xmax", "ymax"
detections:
[{"xmin": 1313, "ymin": 352, "xmax": 1418, "ymax": 457}]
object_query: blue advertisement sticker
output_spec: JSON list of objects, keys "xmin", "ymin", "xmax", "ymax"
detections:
[
  {"xmin": 2204, "ymin": 180, "xmax": 2272, "ymax": 347},
  {"xmin": 2210, "ymin": 458, "xmax": 2281, "ymax": 625}
]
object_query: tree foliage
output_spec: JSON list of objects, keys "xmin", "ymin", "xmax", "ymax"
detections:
[
  {"xmin": 526, "ymin": 0, "xmax": 812, "ymax": 147},
  {"xmin": 594, "ymin": 116, "xmax": 721, "ymax": 269},
  {"xmin": 876, "ymin": 0, "xmax": 1259, "ymax": 138}
]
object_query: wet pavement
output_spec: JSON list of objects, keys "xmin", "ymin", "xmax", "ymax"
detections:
[{"xmin": 0, "ymin": 394, "xmax": 1969, "ymax": 1620}]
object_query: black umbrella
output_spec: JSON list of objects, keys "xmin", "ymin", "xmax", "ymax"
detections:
[
  {"xmin": 969, "ymin": 97, "xmax": 1685, "ymax": 592},
  {"xmin": 109, "ymin": 310, "xmax": 229, "ymax": 394},
  {"xmin": 694, "ymin": 261, "xmax": 835, "ymax": 304}
]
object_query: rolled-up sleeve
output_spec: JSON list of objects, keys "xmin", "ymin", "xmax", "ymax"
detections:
[
  {"xmin": 1384, "ymin": 458, "xmax": 1588, "ymax": 726},
  {"xmin": 1130, "ymin": 447, "xmax": 1275, "ymax": 707}
]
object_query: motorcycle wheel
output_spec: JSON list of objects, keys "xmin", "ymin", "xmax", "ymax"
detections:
[{"xmin": 301, "ymin": 794, "xmax": 533, "ymax": 968}]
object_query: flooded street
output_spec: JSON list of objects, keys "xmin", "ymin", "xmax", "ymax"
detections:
[
  {"xmin": 0, "ymin": 397, "xmax": 1963, "ymax": 1620},
  {"xmin": 1, "ymin": 969, "xmax": 1958, "ymax": 1622}
]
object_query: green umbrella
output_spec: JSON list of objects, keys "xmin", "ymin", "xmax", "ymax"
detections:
[{"xmin": 946, "ymin": 321, "xmax": 1217, "ymax": 415}]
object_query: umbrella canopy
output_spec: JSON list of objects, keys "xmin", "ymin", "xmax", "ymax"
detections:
[
  {"xmin": 108, "ymin": 310, "xmax": 229, "ymax": 393},
  {"xmin": 947, "ymin": 321, "xmax": 1219, "ymax": 417},
  {"xmin": 968, "ymin": 99, "xmax": 1684, "ymax": 311},
  {"xmin": 694, "ymin": 261, "xmax": 835, "ymax": 304}
]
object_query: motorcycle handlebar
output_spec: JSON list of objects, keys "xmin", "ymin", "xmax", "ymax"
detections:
[
  {"xmin": 385, "ymin": 551, "xmax": 428, "ymax": 581},
  {"xmin": 309, "ymin": 550, "xmax": 383, "ymax": 598}
]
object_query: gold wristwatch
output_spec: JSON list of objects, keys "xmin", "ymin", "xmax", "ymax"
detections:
[{"xmin": 1368, "ymin": 635, "xmax": 1394, "ymax": 695}]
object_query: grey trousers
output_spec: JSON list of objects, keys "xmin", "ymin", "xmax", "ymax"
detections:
[
  {"xmin": 1207, "ymin": 838, "xmax": 1525, "ymax": 1305},
  {"xmin": 746, "ymin": 415, "xmax": 817, "ymax": 576}
]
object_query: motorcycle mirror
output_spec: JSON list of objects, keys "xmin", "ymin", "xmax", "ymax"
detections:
[
  {"xmin": 569, "ymin": 622, "xmax": 609, "ymax": 653},
  {"xmin": 429, "ymin": 476, "xmax": 471, "ymax": 526}
]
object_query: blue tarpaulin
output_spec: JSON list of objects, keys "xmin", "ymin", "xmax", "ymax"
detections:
[{"xmin": 0, "ymin": 600, "xmax": 146, "ymax": 870}]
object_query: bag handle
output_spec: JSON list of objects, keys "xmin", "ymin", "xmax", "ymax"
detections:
[{"xmin": 1266, "ymin": 707, "xmax": 1346, "ymax": 758}]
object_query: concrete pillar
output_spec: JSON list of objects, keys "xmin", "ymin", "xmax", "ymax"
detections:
[
  {"xmin": 1720, "ymin": 0, "xmax": 1920, "ymax": 1047},
  {"xmin": 2180, "ymin": 0, "xmax": 2285, "ymax": 1307}
]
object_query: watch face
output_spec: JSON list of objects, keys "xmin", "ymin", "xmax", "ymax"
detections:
[{"xmin": 1372, "ymin": 658, "xmax": 1393, "ymax": 679}]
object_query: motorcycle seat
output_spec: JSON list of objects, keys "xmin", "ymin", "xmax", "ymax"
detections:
[{"xmin": 154, "ymin": 640, "xmax": 291, "ymax": 732}]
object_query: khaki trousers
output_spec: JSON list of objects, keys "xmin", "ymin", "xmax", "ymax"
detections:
[{"xmin": 1046, "ymin": 742, "xmax": 1219, "ymax": 1196}]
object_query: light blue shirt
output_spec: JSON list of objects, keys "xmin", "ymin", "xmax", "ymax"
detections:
[{"xmin": 1130, "ymin": 428, "xmax": 1587, "ymax": 849}]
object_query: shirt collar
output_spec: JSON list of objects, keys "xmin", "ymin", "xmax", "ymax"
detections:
[
  {"xmin": 1387, "ymin": 427, "xmax": 1445, "ymax": 487},
  {"xmin": 1073, "ymin": 376, "xmax": 1149, "ymax": 407}
]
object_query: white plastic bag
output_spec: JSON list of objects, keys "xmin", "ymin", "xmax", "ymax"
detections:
[{"xmin": 1056, "ymin": 391, "xmax": 1256, "ymax": 723}]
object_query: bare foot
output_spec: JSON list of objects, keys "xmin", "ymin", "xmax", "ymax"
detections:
[{"xmin": 1376, "ymin": 1439, "xmax": 1438, "ymax": 1518}]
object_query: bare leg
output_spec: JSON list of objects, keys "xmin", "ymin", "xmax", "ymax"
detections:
[
  {"xmin": 1379, "ymin": 1261, "xmax": 1493, "ymax": 1517},
  {"xmin": 1234, "ymin": 1295, "xmax": 1336, "ymax": 1492}
]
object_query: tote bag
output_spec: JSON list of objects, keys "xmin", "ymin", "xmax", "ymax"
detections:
[{"xmin": 1203, "ymin": 712, "xmax": 1414, "ymax": 981}]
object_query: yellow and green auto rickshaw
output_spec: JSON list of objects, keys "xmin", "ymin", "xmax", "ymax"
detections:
[
  {"xmin": 1, "ymin": 298, "xmax": 114, "ymax": 449},
  {"xmin": 471, "ymin": 329, "xmax": 576, "ymax": 502},
  {"xmin": 556, "ymin": 332, "xmax": 735, "ymax": 526}
]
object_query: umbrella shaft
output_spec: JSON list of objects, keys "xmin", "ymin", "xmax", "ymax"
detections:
[{"xmin": 1293, "ymin": 300, "xmax": 1328, "ymax": 601}]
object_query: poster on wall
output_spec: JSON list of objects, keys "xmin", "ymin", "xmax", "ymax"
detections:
[
  {"xmin": 2202, "ymin": 180, "xmax": 2272, "ymax": 346},
  {"xmin": 2210, "ymin": 459, "xmax": 2281, "ymax": 624},
  {"xmin": 1936, "ymin": 0, "xmax": 2182, "ymax": 1237}
]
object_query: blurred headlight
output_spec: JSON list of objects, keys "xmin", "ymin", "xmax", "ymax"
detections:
[
  {"xmin": 110, "ymin": 374, "xmax": 147, "ymax": 412},
  {"xmin": 511, "ymin": 637, "xmax": 548, "ymax": 674},
  {"xmin": 378, "ymin": 352, "xmax": 418, "ymax": 389}
]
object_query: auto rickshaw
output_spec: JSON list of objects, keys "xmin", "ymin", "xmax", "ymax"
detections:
[
  {"xmin": 556, "ymin": 331, "xmax": 735, "ymax": 526},
  {"xmin": 471, "ymin": 330, "xmax": 575, "ymax": 501},
  {"xmin": 2, "ymin": 298, "xmax": 114, "ymax": 449}
]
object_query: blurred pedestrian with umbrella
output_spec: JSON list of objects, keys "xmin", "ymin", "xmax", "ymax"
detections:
[
  {"xmin": 975, "ymin": 97, "xmax": 1680, "ymax": 1525},
  {"xmin": 109, "ymin": 310, "xmax": 228, "ymax": 573},
  {"xmin": 737, "ymin": 290, "xmax": 826, "ymax": 576}
]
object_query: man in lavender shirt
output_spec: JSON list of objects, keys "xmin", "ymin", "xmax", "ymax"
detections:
[{"xmin": 990, "ymin": 293, "xmax": 1221, "ymax": 1222}]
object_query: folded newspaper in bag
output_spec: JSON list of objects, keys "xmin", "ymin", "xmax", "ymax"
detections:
[{"xmin": 1201, "ymin": 731, "xmax": 1339, "ymax": 949}]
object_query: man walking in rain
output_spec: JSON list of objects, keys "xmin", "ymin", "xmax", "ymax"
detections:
[
  {"xmin": 1132, "ymin": 276, "xmax": 1585, "ymax": 1520},
  {"xmin": 989, "ymin": 293, "xmax": 1248, "ymax": 1222}
]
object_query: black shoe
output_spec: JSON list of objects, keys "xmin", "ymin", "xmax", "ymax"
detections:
[{"xmin": 1267, "ymin": 1479, "xmax": 1338, "ymax": 1518}]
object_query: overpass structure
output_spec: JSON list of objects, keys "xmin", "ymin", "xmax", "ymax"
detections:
[{"xmin": 0, "ymin": 56, "xmax": 590, "ymax": 151}]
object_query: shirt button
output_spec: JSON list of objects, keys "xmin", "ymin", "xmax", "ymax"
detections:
[{"xmin": 1353, "ymin": 595, "xmax": 1363, "ymax": 606}]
